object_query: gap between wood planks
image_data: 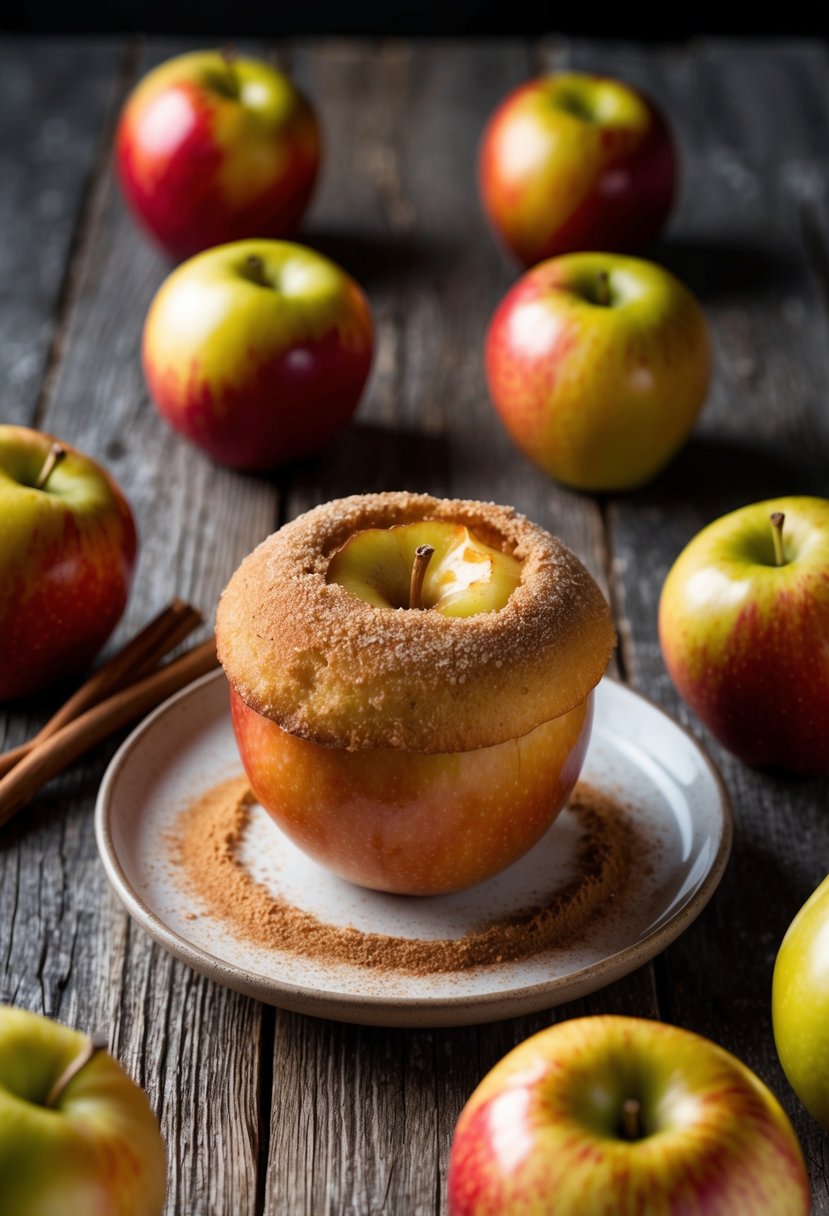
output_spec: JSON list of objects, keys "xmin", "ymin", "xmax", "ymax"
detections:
[
  {"xmin": 254, "ymin": 1004, "xmax": 277, "ymax": 1216},
  {"xmin": 800, "ymin": 198, "xmax": 829, "ymax": 325},
  {"xmin": 530, "ymin": 31, "xmax": 635, "ymax": 687}
]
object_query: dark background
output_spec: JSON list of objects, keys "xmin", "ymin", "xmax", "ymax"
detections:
[{"xmin": 2, "ymin": 1, "xmax": 826, "ymax": 36}]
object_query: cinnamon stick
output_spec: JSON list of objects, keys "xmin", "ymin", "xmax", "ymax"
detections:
[
  {"xmin": 0, "ymin": 638, "xmax": 219, "ymax": 831},
  {"xmin": 0, "ymin": 599, "xmax": 202, "ymax": 780}
]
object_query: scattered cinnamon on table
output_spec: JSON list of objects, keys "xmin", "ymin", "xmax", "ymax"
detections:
[
  {"xmin": 171, "ymin": 776, "xmax": 647, "ymax": 975},
  {"xmin": 0, "ymin": 600, "xmax": 219, "ymax": 831}
]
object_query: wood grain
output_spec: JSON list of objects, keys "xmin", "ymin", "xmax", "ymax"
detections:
[
  {"xmin": 2, "ymin": 34, "xmax": 828, "ymax": 1216},
  {"xmin": 0, "ymin": 37, "xmax": 125, "ymax": 428}
]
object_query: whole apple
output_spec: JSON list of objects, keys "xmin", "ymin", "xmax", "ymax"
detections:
[
  {"xmin": 447, "ymin": 1015, "xmax": 810, "ymax": 1215},
  {"xmin": 0, "ymin": 426, "xmax": 137, "ymax": 701},
  {"xmin": 0, "ymin": 1005, "xmax": 166, "ymax": 1214},
  {"xmin": 117, "ymin": 49, "xmax": 320, "ymax": 260},
  {"xmin": 143, "ymin": 239, "xmax": 374, "ymax": 470},
  {"xmin": 480, "ymin": 72, "xmax": 676, "ymax": 266},
  {"xmin": 659, "ymin": 497, "xmax": 829, "ymax": 773},
  {"xmin": 774, "ymin": 872, "xmax": 829, "ymax": 1129},
  {"xmin": 486, "ymin": 252, "xmax": 711, "ymax": 491}
]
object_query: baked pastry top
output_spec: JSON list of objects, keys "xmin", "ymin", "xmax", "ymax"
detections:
[{"xmin": 217, "ymin": 492, "xmax": 615, "ymax": 752}]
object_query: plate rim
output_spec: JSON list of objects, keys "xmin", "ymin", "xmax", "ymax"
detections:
[{"xmin": 95, "ymin": 669, "xmax": 733, "ymax": 1027}]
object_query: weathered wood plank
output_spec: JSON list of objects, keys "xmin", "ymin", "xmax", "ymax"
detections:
[
  {"xmin": 540, "ymin": 36, "xmax": 829, "ymax": 1207},
  {"xmin": 0, "ymin": 37, "xmax": 124, "ymax": 426},
  {"xmin": 0, "ymin": 36, "xmax": 132, "ymax": 1020},
  {"xmin": 0, "ymin": 37, "xmax": 127, "ymax": 770},
  {"xmin": 0, "ymin": 36, "xmax": 280, "ymax": 1216}
]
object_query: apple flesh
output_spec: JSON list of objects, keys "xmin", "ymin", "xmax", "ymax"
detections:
[
  {"xmin": 659, "ymin": 497, "xmax": 829, "ymax": 773},
  {"xmin": 0, "ymin": 426, "xmax": 137, "ymax": 701},
  {"xmin": 480, "ymin": 72, "xmax": 676, "ymax": 267},
  {"xmin": 327, "ymin": 521, "xmax": 522, "ymax": 616},
  {"xmin": 143, "ymin": 239, "xmax": 374, "ymax": 471},
  {"xmin": 0, "ymin": 1006, "xmax": 166, "ymax": 1215},
  {"xmin": 773, "ymin": 872, "xmax": 829, "ymax": 1129},
  {"xmin": 486, "ymin": 253, "xmax": 711, "ymax": 491},
  {"xmin": 448, "ymin": 1015, "xmax": 811, "ymax": 1215},
  {"xmin": 117, "ymin": 50, "xmax": 320, "ymax": 261}
]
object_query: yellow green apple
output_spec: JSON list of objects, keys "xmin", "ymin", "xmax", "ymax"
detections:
[
  {"xmin": 479, "ymin": 72, "xmax": 676, "ymax": 267},
  {"xmin": 773, "ymin": 872, "xmax": 829, "ymax": 1128},
  {"xmin": 659, "ymin": 497, "xmax": 829, "ymax": 774},
  {"xmin": 485, "ymin": 252, "xmax": 711, "ymax": 491},
  {"xmin": 229, "ymin": 521, "xmax": 591, "ymax": 895},
  {"xmin": 116, "ymin": 50, "xmax": 320, "ymax": 260},
  {"xmin": 0, "ymin": 1005, "xmax": 166, "ymax": 1214},
  {"xmin": 0, "ymin": 426, "xmax": 137, "ymax": 701},
  {"xmin": 142, "ymin": 239, "xmax": 374, "ymax": 471},
  {"xmin": 448, "ymin": 1015, "xmax": 811, "ymax": 1215}
]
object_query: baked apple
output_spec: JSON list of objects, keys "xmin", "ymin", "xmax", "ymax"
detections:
[{"xmin": 217, "ymin": 493, "xmax": 614, "ymax": 895}]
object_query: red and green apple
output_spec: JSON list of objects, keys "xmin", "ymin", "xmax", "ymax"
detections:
[
  {"xmin": 230, "ymin": 522, "xmax": 592, "ymax": 895},
  {"xmin": 447, "ymin": 1015, "xmax": 811, "ymax": 1215},
  {"xmin": 0, "ymin": 1005, "xmax": 166, "ymax": 1215},
  {"xmin": 659, "ymin": 497, "xmax": 829, "ymax": 773},
  {"xmin": 117, "ymin": 49, "xmax": 320, "ymax": 261},
  {"xmin": 479, "ymin": 72, "xmax": 676, "ymax": 267},
  {"xmin": 142, "ymin": 239, "xmax": 374, "ymax": 471},
  {"xmin": 486, "ymin": 252, "xmax": 711, "ymax": 491},
  {"xmin": 0, "ymin": 426, "xmax": 137, "ymax": 702}
]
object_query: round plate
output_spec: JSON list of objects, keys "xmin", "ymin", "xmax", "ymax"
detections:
[{"xmin": 95, "ymin": 670, "xmax": 731, "ymax": 1027}]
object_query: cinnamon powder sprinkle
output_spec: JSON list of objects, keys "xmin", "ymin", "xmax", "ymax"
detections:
[{"xmin": 170, "ymin": 775, "xmax": 646, "ymax": 976}]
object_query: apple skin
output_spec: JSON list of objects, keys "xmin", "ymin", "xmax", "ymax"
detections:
[
  {"xmin": 447, "ymin": 1015, "xmax": 811, "ymax": 1216},
  {"xmin": 479, "ymin": 73, "xmax": 676, "ymax": 267},
  {"xmin": 116, "ymin": 50, "xmax": 320, "ymax": 261},
  {"xmin": 230, "ymin": 688, "xmax": 592, "ymax": 895},
  {"xmin": 142, "ymin": 239, "xmax": 374, "ymax": 471},
  {"xmin": 0, "ymin": 1005, "xmax": 166, "ymax": 1215},
  {"xmin": 659, "ymin": 496, "xmax": 829, "ymax": 774},
  {"xmin": 773, "ymin": 873, "xmax": 829, "ymax": 1130},
  {"xmin": 486, "ymin": 252, "xmax": 711, "ymax": 491},
  {"xmin": 0, "ymin": 426, "xmax": 137, "ymax": 702}
]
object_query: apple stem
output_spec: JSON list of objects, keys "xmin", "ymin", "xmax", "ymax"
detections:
[
  {"xmin": 35, "ymin": 442, "xmax": 67, "ymax": 490},
  {"xmin": 409, "ymin": 544, "xmax": 435, "ymax": 610},
  {"xmin": 770, "ymin": 512, "xmax": 786, "ymax": 567},
  {"xmin": 245, "ymin": 255, "xmax": 270, "ymax": 288},
  {"xmin": 221, "ymin": 43, "xmax": 239, "ymax": 94},
  {"xmin": 44, "ymin": 1033, "xmax": 109, "ymax": 1109},
  {"xmin": 621, "ymin": 1098, "xmax": 643, "ymax": 1141},
  {"xmin": 596, "ymin": 270, "xmax": 611, "ymax": 307}
]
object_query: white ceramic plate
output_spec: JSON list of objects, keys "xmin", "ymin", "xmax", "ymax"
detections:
[{"xmin": 95, "ymin": 670, "xmax": 731, "ymax": 1027}]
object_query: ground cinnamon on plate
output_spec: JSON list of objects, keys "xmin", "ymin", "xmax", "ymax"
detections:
[{"xmin": 170, "ymin": 775, "xmax": 645, "ymax": 976}]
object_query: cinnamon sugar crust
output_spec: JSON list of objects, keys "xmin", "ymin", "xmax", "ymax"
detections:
[{"xmin": 216, "ymin": 492, "xmax": 615, "ymax": 752}]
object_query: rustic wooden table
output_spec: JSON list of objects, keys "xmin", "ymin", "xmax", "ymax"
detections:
[{"xmin": 2, "ymin": 32, "xmax": 829, "ymax": 1215}]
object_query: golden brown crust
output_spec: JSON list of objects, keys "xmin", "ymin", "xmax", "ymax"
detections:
[{"xmin": 216, "ymin": 492, "xmax": 615, "ymax": 752}]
